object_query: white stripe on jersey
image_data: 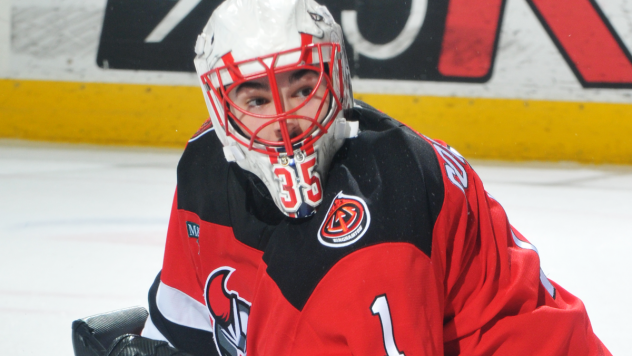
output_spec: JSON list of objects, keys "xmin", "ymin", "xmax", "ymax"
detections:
[
  {"xmin": 511, "ymin": 230, "xmax": 556, "ymax": 298},
  {"xmin": 188, "ymin": 127, "xmax": 215, "ymax": 143},
  {"xmin": 141, "ymin": 315, "xmax": 172, "ymax": 345},
  {"xmin": 156, "ymin": 281, "xmax": 213, "ymax": 332}
]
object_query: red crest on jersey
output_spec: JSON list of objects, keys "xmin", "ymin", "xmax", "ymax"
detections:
[
  {"xmin": 318, "ymin": 192, "xmax": 371, "ymax": 248},
  {"xmin": 204, "ymin": 267, "xmax": 250, "ymax": 356}
]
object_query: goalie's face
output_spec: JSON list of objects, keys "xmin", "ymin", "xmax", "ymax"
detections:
[
  {"xmin": 227, "ymin": 69, "xmax": 330, "ymax": 144},
  {"xmin": 197, "ymin": 31, "xmax": 351, "ymax": 217}
]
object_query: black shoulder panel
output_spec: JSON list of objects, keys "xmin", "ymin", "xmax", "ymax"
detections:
[
  {"xmin": 147, "ymin": 273, "xmax": 218, "ymax": 356},
  {"xmin": 177, "ymin": 129, "xmax": 231, "ymax": 226},
  {"xmin": 177, "ymin": 129, "xmax": 284, "ymax": 251},
  {"xmin": 225, "ymin": 162, "xmax": 286, "ymax": 251},
  {"xmin": 263, "ymin": 101, "xmax": 445, "ymax": 310}
]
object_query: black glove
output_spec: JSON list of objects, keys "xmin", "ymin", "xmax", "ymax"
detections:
[
  {"xmin": 106, "ymin": 334, "xmax": 192, "ymax": 356},
  {"xmin": 72, "ymin": 306, "xmax": 149, "ymax": 356},
  {"xmin": 73, "ymin": 306, "xmax": 193, "ymax": 356}
]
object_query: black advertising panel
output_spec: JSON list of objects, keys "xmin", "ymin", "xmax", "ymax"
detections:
[
  {"xmin": 97, "ymin": 0, "xmax": 632, "ymax": 87},
  {"xmin": 96, "ymin": 0, "xmax": 498, "ymax": 81},
  {"xmin": 97, "ymin": 0, "xmax": 219, "ymax": 72}
]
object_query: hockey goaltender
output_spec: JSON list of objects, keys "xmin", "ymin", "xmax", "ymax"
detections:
[{"xmin": 72, "ymin": 0, "xmax": 611, "ymax": 355}]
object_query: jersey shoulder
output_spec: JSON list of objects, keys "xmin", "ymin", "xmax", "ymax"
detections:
[
  {"xmin": 350, "ymin": 99, "xmax": 467, "ymax": 201},
  {"xmin": 350, "ymin": 100, "xmax": 445, "ymax": 166},
  {"xmin": 177, "ymin": 120, "xmax": 232, "ymax": 226},
  {"xmin": 346, "ymin": 100, "xmax": 446, "ymax": 213}
]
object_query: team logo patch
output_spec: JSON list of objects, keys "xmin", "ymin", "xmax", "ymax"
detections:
[
  {"xmin": 318, "ymin": 191, "xmax": 371, "ymax": 248},
  {"xmin": 204, "ymin": 267, "xmax": 250, "ymax": 356},
  {"xmin": 185, "ymin": 221, "xmax": 200, "ymax": 238}
]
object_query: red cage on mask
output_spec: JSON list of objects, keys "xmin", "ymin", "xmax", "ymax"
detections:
[{"xmin": 200, "ymin": 40, "xmax": 345, "ymax": 157}]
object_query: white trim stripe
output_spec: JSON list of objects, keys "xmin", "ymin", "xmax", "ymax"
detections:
[
  {"xmin": 156, "ymin": 281, "xmax": 213, "ymax": 332},
  {"xmin": 141, "ymin": 315, "xmax": 172, "ymax": 346},
  {"xmin": 511, "ymin": 231, "xmax": 556, "ymax": 298},
  {"xmin": 512, "ymin": 231, "xmax": 539, "ymax": 255},
  {"xmin": 539, "ymin": 267, "xmax": 556, "ymax": 299},
  {"xmin": 188, "ymin": 127, "xmax": 215, "ymax": 143}
]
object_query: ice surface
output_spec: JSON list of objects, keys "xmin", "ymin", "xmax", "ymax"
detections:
[
  {"xmin": 0, "ymin": 140, "xmax": 629, "ymax": 355},
  {"xmin": 0, "ymin": 140, "xmax": 179, "ymax": 355}
]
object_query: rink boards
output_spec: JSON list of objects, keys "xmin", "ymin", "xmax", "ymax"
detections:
[
  {"xmin": 1, "ymin": 79, "xmax": 632, "ymax": 164},
  {"xmin": 1, "ymin": 0, "xmax": 632, "ymax": 163}
]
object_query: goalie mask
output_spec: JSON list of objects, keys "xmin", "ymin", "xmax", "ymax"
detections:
[{"xmin": 194, "ymin": 0, "xmax": 356, "ymax": 218}]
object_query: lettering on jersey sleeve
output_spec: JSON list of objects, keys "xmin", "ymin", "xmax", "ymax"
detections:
[
  {"xmin": 204, "ymin": 267, "xmax": 251, "ymax": 356},
  {"xmin": 432, "ymin": 142, "xmax": 468, "ymax": 194}
]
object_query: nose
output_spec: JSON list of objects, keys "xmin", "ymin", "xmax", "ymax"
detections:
[
  {"xmin": 274, "ymin": 119, "xmax": 304, "ymax": 142},
  {"xmin": 269, "ymin": 90, "xmax": 306, "ymax": 142}
]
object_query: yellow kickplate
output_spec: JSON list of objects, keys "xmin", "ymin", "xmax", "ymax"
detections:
[
  {"xmin": 0, "ymin": 79, "xmax": 209, "ymax": 148},
  {"xmin": 356, "ymin": 93, "xmax": 632, "ymax": 165},
  {"xmin": 1, "ymin": 79, "xmax": 631, "ymax": 163}
]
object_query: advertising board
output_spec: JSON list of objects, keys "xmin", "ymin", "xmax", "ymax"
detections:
[{"xmin": 1, "ymin": 0, "xmax": 631, "ymax": 162}]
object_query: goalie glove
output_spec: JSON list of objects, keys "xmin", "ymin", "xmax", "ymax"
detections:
[
  {"xmin": 72, "ymin": 306, "xmax": 189, "ymax": 356},
  {"xmin": 106, "ymin": 334, "xmax": 192, "ymax": 356},
  {"xmin": 72, "ymin": 306, "xmax": 148, "ymax": 356}
]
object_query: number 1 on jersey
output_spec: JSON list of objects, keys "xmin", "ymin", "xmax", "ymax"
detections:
[{"xmin": 371, "ymin": 295, "xmax": 405, "ymax": 356}]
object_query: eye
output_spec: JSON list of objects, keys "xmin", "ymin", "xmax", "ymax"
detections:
[
  {"xmin": 296, "ymin": 87, "xmax": 314, "ymax": 98},
  {"xmin": 247, "ymin": 97, "xmax": 269, "ymax": 107}
]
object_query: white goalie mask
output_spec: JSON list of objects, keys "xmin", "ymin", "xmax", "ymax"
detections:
[{"xmin": 194, "ymin": 0, "xmax": 356, "ymax": 218}]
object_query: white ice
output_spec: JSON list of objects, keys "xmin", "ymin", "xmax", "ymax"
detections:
[{"xmin": 0, "ymin": 139, "xmax": 629, "ymax": 355}]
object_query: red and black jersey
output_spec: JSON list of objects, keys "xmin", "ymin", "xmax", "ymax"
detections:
[{"xmin": 142, "ymin": 101, "xmax": 610, "ymax": 356}]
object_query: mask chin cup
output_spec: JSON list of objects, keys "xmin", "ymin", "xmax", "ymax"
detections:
[
  {"xmin": 223, "ymin": 145, "xmax": 246, "ymax": 162},
  {"xmin": 334, "ymin": 119, "xmax": 359, "ymax": 140}
]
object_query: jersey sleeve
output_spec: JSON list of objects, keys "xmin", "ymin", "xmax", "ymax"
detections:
[
  {"xmin": 429, "ymin": 141, "xmax": 611, "ymax": 356},
  {"xmin": 141, "ymin": 188, "xmax": 218, "ymax": 356}
]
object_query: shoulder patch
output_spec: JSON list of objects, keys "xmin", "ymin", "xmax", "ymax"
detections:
[
  {"xmin": 318, "ymin": 191, "xmax": 371, "ymax": 248},
  {"xmin": 189, "ymin": 119, "xmax": 214, "ymax": 142},
  {"xmin": 185, "ymin": 221, "xmax": 200, "ymax": 238}
]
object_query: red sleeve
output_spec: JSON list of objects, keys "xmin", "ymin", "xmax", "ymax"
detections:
[
  {"xmin": 160, "ymin": 187, "xmax": 263, "ymax": 309},
  {"xmin": 430, "ymin": 142, "xmax": 611, "ymax": 356},
  {"xmin": 141, "ymin": 188, "xmax": 215, "ymax": 351},
  {"xmin": 160, "ymin": 188, "xmax": 206, "ymax": 303},
  {"xmin": 144, "ymin": 184, "xmax": 265, "ymax": 355}
]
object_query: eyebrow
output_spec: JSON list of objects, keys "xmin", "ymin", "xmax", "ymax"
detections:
[
  {"xmin": 289, "ymin": 69, "xmax": 318, "ymax": 84},
  {"xmin": 234, "ymin": 80, "xmax": 270, "ymax": 96}
]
